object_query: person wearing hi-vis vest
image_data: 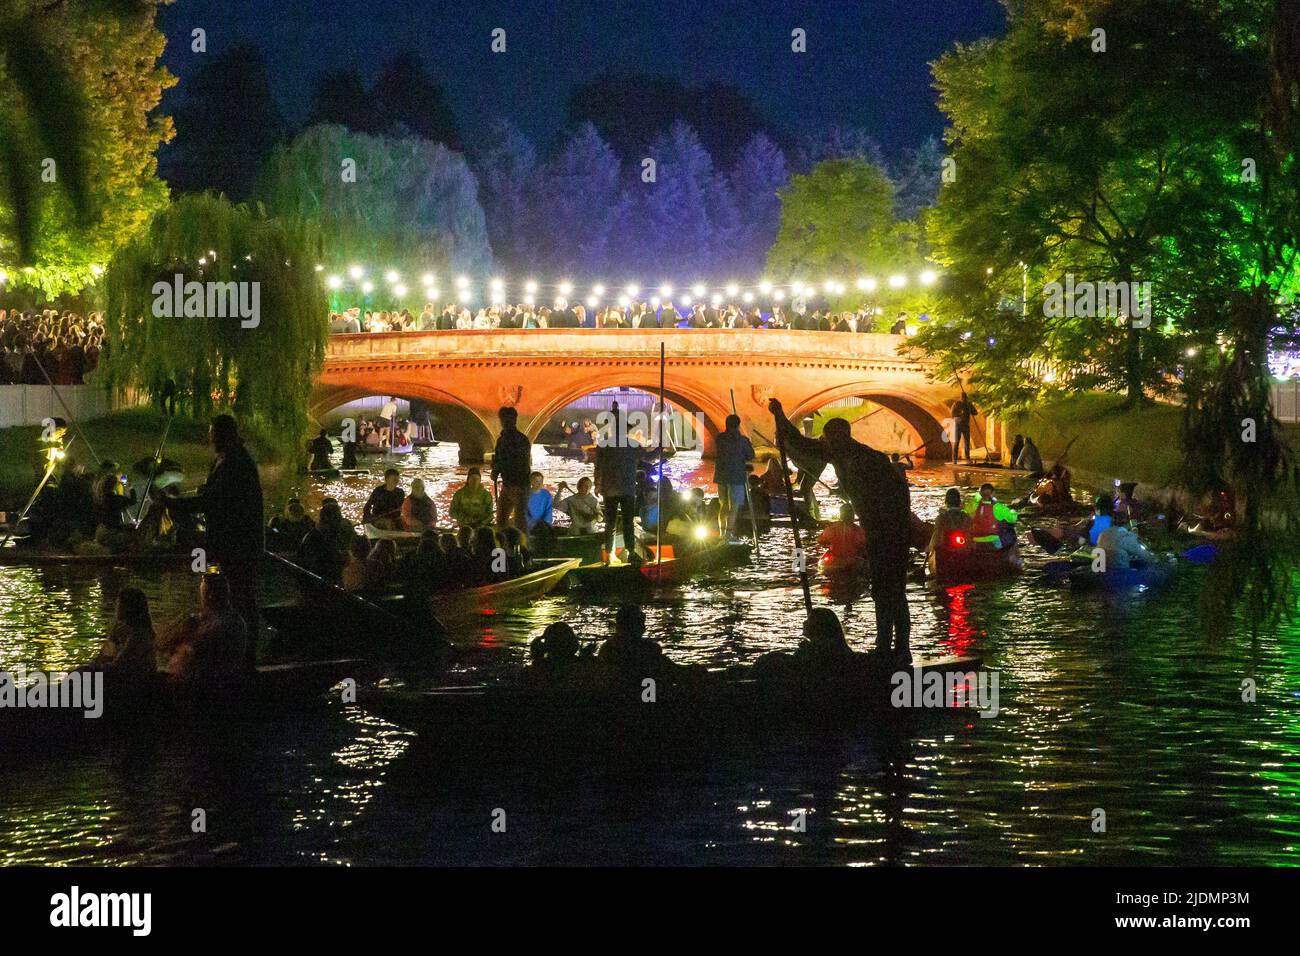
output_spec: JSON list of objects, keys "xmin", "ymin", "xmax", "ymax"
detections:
[{"xmin": 964, "ymin": 483, "xmax": 1018, "ymax": 549}]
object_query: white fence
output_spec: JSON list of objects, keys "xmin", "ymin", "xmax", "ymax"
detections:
[
  {"xmin": 1273, "ymin": 380, "xmax": 1300, "ymax": 423},
  {"xmin": 0, "ymin": 385, "xmax": 114, "ymax": 428}
]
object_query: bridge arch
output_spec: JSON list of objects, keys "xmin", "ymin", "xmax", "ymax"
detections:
[
  {"xmin": 308, "ymin": 383, "xmax": 496, "ymax": 463},
  {"xmin": 789, "ymin": 383, "xmax": 952, "ymax": 458},
  {"xmin": 524, "ymin": 374, "xmax": 732, "ymax": 457}
]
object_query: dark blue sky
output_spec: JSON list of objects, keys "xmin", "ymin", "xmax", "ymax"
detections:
[{"xmin": 159, "ymin": 0, "xmax": 1005, "ymax": 155}]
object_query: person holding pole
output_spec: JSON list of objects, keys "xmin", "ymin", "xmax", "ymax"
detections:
[
  {"xmin": 713, "ymin": 414, "xmax": 755, "ymax": 542},
  {"xmin": 770, "ymin": 398, "xmax": 913, "ymax": 661}
]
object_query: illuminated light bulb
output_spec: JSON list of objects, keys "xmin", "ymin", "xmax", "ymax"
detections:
[
  {"xmin": 889, "ymin": 274, "xmax": 906, "ymax": 288},
  {"xmin": 791, "ymin": 280, "xmax": 804, "ymax": 294},
  {"xmin": 711, "ymin": 294, "xmax": 722, "ymax": 307},
  {"xmin": 773, "ymin": 289, "xmax": 785, "ymax": 301},
  {"xmin": 681, "ymin": 295, "xmax": 693, "ymax": 307},
  {"xmin": 862, "ymin": 278, "xmax": 878, "ymax": 292},
  {"xmin": 692, "ymin": 283, "xmax": 706, "ymax": 298},
  {"xmin": 618, "ymin": 295, "xmax": 631, "ymax": 307},
  {"xmin": 385, "ymin": 270, "xmax": 400, "ymax": 284},
  {"xmin": 986, "ymin": 266, "xmax": 994, "ymax": 275},
  {"xmin": 694, "ymin": 525, "xmax": 709, "ymax": 540},
  {"xmin": 586, "ymin": 295, "xmax": 599, "ymax": 307},
  {"xmin": 758, "ymin": 280, "xmax": 772, "ymax": 294},
  {"xmin": 625, "ymin": 283, "xmax": 640, "ymax": 297},
  {"xmin": 314, "ymin": 264, "xmax": 325, "ymax": 272},
  {"xmin": 680, "ymin": 490, "xmax": 693, "ymax": 501},
  {"xmin": 592, "ymin": 284, "xmax": 605, "ymax": 297},
  {"xmin": 361, "ymin": 281, "xmax": 374, "ymax": 294},
  {"xmin": 348, "ymin": 265, "xmax": 364, "ymax": 280},
  {"xmin": 824, "ymin": 280, "xmax": 837, "ymax": 293},
  {"xmin": 725, "ymin": 283, "xmax": 739, "ymax": 297},
  {"xmin": 422, "ymin": 273, "xmax": 435, "ymax": 286},
  {"xmin": 459, "ymin": 290, "xmax": 473, "ymax": 303},
  {"xmin": 490, "ymin": 277, "xmax": 504, "ymax": 291},
  {"xmin": 919, "ymin": 269, "xmax": 937, "ymax": 286},
  {"xmin": 659, "ymin": 284, "xmax": 673, "ymax": 298},
  {"xmin": 326, "ymin": 275, "xmax": 342, "ymax": 290},
  {"xmin": 455, "ymin": 275, "xmax": 471, "ymax": 289},
  {"xmin": 650, "ymin": 296, "xmax": 661, "ymax": 308},
  {"xmin": 559, "ymin": 280, "xmax": 574, "ymax": 296},
  {"xmin": 394, "ymin": 284, "xmax": 408, "ymax": 298},
  {"xmin": 742, "ymin": 292, "xmax": 754, "ymax": 303},
  {"xmin": 525, "ymin": 280, "xmax": 538, "ymax": 294},
  {"xmin": 90, "ymin": 264, "xmax": 104, "ymax": 277}
]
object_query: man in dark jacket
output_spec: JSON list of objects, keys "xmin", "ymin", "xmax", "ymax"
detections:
[
  {"xmin": 491, "ymin": 405, "xmax": 531, "ymax": 530},
  {"xmin": 169, "ymin": 414, "xmax": 264, "ymax": 668},
  {"xmin": 770, "ymin": 399, "xmax": 912, "ymax": 660}
]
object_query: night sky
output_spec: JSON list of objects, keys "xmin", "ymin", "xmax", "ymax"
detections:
[{"xmin": 159, "ymin": 0, "xmax": 1005, "ymax": 156}]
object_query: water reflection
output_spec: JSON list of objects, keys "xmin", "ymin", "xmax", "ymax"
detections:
[{"xmin": 0, "ymin": 449, "xmax": 1296, "ymax": 865}]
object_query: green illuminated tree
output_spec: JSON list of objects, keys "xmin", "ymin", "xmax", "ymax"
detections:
[{"xmin": 0, "ymin": 0, "xmax": 174, "ymax": 297}]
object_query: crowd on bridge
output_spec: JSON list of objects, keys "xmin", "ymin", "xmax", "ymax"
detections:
[
  {"xmin": 0, "ymin": 308, "xmax": 104, "ymax": 385},
  {"xmin": 328, "ymin": 301, "xmax": 926, "ymax": 336}
]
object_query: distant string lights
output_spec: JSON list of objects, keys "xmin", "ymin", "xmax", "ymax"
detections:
[{"xmin": 320, "ymin": 265, "xmax": 941, "ymax": 308}]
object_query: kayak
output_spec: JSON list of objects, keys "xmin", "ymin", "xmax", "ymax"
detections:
[
  {"xmin": 927, "ymin": 544, "xmax": 1022, "ymax": 585},
  {"xmin": 358, "ymin": 653, "xmax": 986, "ymax": 762},
  {"xmin": 1067, "ymin": 560, "xmax": 1176, "ymax": 591}
]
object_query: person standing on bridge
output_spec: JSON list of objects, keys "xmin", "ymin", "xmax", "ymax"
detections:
[
  {"xmin": 492, "ymin": 406, "xmax": 531, "ymax": 531},
  {"xmin": 770, "ymin": 398, "xmax": 913, "ymax": 661},
  {"xmin": 950, "ymin": 388, "xmax": 977, "ymax": 464}
]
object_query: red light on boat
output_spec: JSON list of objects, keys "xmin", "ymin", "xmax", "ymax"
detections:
[{"xmin": 949, "ymin": 532, "xmax": 967, "ymax": 548}]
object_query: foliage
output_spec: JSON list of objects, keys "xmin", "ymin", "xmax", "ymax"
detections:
[
  {"xmin": 916, "ymin": 0, "xmax": 1254, "ymax": 405},
  {"xmin": 99, "ymin": 193, "xmax": 326, "ymax": 457},
  {"xmin": 306, "ymin": 53, "xmax": 460, "ymax": 149},
  {"xmin": 0, "ymin": 0, "xmax": 174, "ymax": 297},
  {"xmin": 766, "ymin": 158, "xmax": 932, "ymax": 319},
  {"xmin": 260, "ymin": 123, "xmax": 493, "ymax": 304}
]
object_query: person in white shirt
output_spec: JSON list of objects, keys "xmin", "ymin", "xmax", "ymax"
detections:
[
  {"xmin": 554, "ymin": 477, "xmax": 603, "ymax": 534},
  {"xmin": 1096, "ymin": 517, "xmax": 1155, "ymax": 569}
]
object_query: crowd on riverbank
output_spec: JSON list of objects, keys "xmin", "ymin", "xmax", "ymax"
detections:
[
  {"xmin": 329, "ymin": 301, "xmax": 925, "ymax": 335},
  {"xmin": 0, "ymin": 308, "xmax": 103, "ymax": 385}
]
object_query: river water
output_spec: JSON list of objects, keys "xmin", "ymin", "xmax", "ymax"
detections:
[{"xmin": 0, "ymin": 445, "xmax": 1296, "ymax": 865}]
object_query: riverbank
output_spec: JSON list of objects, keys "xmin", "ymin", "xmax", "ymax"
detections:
[
  {"xmin": 0, "ymin": 408, "xmax": 285, "ymax": 511},
  {"xmin": 1006, "ymin": 392, "xmax": 1300, "ymax": 506}
]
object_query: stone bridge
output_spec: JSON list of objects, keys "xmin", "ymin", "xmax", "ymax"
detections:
[{"xmin": 313, "ymin": 329, "xmax": 996, "ymax": 462}]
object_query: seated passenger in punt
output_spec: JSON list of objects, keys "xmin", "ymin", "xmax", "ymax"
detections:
[
  {"xmin": 88, "ymin": 586, "xmax": 157, "ymax": 678},
  {"xmin": 267, "ymin": 497, "xmax": 315, "ymax": 553},
  {"xmin": 752, "ymin": 608, "xmax": 870, "ymax": 684},
  {"xmin": 157, "ymin": 573, "xmax": 249, "ymax": 687}
]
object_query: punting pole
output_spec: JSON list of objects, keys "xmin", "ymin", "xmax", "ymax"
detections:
[
  {"xmin": 730, "ymin": 389, "xmax": 760, "ymax": 553},
  {"xmin": 133, "ymin": 414, "xmax": 175, "ymax": 530},
  {"xmin": 31, "ymin": 352, "xmax": 102, "ymax": 464},
  {"xmin": 656, "ymin": 341, "xmax": 665, "ymax": 567},
  {"xmin": 773, "ymin": 409, "xmax": 813, "ymax": 614},
  {"xmin": 0, "ymin": 457, "xmax": 59, "ymax": 549}
]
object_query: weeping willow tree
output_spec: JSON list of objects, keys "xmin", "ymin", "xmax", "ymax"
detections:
[
  {"xmin": 99, "ymin": 193, "xmax": 327, "ymax": 458},
  {"xmin": 259, "ymin": 123, "xmax": 492, "ymax": 306},
  {"xmin": 1180, "ymin": 0, "xmax": 1300, "ymax": 637}
]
